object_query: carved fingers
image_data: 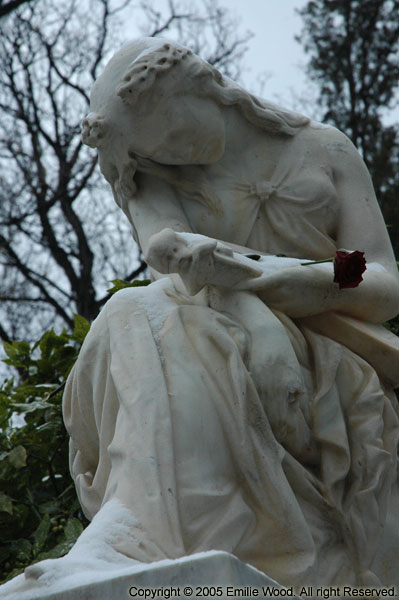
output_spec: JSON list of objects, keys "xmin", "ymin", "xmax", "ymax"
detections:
[{"xmin": 146, "ymin": 229, "xmax": 265, "ymax": 296}]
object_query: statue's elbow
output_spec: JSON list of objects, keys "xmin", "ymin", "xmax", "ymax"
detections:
[{"xmin": 375, "ymin": 275, "xmax": 399, "ymax": 323}]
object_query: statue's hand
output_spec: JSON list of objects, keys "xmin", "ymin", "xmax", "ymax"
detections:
[
  {"xmin": 145, "ymin": 228, "xmax": 262, "ymax": 295},
  {"xmin": 146, "ymin": 228, "xmax": 217, "ymax": 295}
]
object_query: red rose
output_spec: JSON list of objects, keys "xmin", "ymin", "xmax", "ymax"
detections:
[{"xmin": 333, "ymin": 250, "xmax": 367, "ymax": 289}]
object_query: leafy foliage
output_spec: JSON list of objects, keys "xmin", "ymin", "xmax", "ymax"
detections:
[
  {"xmin": 0, "ymin": 0, "xmax": 251, "ymax": 345},
  {"xmin": 0, "ymin": 276, "xmax": 151, "ymax": 583},
  {"xmin": 386, "ymin": 312, "xmax": 399, "ymax": 337},
  {"xmin": 106, "ymin": 279, "xmax": 152, "ymax": 295},
  {"xmin": 0, "ymin": 316, "xmax": 91, "ymax": 583}
]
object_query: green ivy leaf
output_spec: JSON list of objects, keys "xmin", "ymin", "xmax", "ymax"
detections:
[
  {"xmin": 0, "ymin": 451, "xmax": 9, "ymax": 462},
  {"xmin": 71, "ymin": 315, "xmax": 91, "ymax": 345},
  {"xmin": 11, "ymin": 538, "xmax": 32, "ymax": 563},
  {"xmin": 8, "ymin": 446, "xmax": 27, "ymax": 469},
  {"xmin": 36, "ymin": 421, "xmax": 59, "ymax": 434},
  {"xmin": 2, "ymin": 341, "xmax": 31, "ymax": 369},
  {"xmin": 0, "ymin": 313, "xmax": 94, "ymax": 584},
  {"xmin": 0, "ymin": 492, "xmax": 13, "ymax": 514},
  {"xmin": 2, "ymin": 341, "xmax": 29, "ymax": 360},
  {"xmin": 37, "ymin": 499, "xmax": 63, "ymax": 516},
  {"xmin": 0, "ymin": 546, "xmax": 10, "ymax": 563},
  {"xmin": 39, "ymin": 330, "xmax": 58, "ymax": 360},
  {"xmin": 11, "ymin": 400, "xmax": 52, "ymax": 414},
  {"xmin": 64, "ymin": 517, "xmax": 83, "ymax": 542},
  {"xmin": 32, "ymin": 514, "xmax": 51, "ymax": 556},
  {"xmin": 37, "ymin": 539, "xmax": 74, "ymax": 561},
  {"xmin": 107, "ymin": 279, "xmax": 151, "ymax": 294}
]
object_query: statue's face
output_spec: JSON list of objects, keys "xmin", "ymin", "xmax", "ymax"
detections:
[
  {"xmin": 90, "ymin": 42, "xmax": 226, "ymax": 165},
  {"xmin": 120, "ymin": 79, "xmax": 225, "ymax": 165}
]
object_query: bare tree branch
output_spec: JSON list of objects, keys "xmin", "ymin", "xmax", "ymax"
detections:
[
  {"xmin": 0, "ymin": 0, "xmax": 31, "ymax": 18},
  {"xmin": 0, "ymin": 234, "xmax": 73, "ymax": 327},
  {"xmin": 0, "ymin": 0, "xmax": 250, "ymax": 344}
]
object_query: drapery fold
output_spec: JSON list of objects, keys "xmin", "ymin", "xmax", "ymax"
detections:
[{"xmin": 63, "ymin": 277, "xmax": 398, "ymax": 587}]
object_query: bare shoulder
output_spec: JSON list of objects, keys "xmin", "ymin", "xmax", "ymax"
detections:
[{"xmin": 305, "ymin": 123, "xmax": 363, "ymax": 171}]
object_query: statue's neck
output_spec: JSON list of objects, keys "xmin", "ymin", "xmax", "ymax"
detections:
[{"xmin": 206, "ymin": 107, "xmax": 291, "ymax": 185}]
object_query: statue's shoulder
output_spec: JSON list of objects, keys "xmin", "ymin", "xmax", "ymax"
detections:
[
  {"xmin": 302, "ymin": 119, "xmax": 345, "ymax": 143},
  {"xmin": 301, "ymin": 120, "xmax": 359, "ymax": 167}
]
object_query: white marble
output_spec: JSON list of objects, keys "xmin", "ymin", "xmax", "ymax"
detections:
[
  {"xmin": 3, "ymin": 37, "xmax": 399, "ymax": 596},
  {"xmin": 0, "ymin": 544, "xmax": 302, "ymax": 600}
]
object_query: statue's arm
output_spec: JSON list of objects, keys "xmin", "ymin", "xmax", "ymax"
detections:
[
  {"xmin": 125, "ymin": 171, "xmax": 191, "ymax": 256},
  {"xmin": 332, "ymin": 131, "xmax": 397, "ymax": 278},
  {"xmin": 127, "ymin": 170, "xmax": 267, "ymax": 292},
  {"xmin": 329, "ymin": 129, "xmax": 399, "ymax": 321},
  {"xmin": 241, "ymin": 129, "xmax": 399, "ymax": 322}
]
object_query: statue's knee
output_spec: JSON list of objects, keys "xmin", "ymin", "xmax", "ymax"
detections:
[
  {"xmin": 104, "ymin": 285, "xmax": 156, "ymax": 320},
  {"xmin": 107, "ymin": 285, "xmax": 148, "ymax": 308}
]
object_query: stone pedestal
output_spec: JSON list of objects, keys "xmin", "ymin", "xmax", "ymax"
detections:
[{"xmin": 0, "ymin": 551, "xmax": 302, "ymax": 600}]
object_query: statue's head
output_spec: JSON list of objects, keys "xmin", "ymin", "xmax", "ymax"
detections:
[
  {"xmin": 82, "ymin": 38, "xmax": 308, "ymax": 208},
  {"xmin": 82, "ymin": 38, "xmax": 227, "ymax": 168}
]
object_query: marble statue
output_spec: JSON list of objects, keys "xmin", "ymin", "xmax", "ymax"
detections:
[{"xmin": 3, "ymin": 37, "xmax": 399, "ymax": 597}]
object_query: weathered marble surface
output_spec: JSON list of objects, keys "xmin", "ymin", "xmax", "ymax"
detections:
[
  {"xmin": 0, "ymin": 550, "xmax": 302, "ymax": 600},
  {"xmin": 3, "ymin": 37, "xmax": 399, "ymax": 596}
]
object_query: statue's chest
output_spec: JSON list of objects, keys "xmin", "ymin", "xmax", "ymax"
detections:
[{"xmin": 180, "ymin": 144, "xmax": 339, "ymax": 251}]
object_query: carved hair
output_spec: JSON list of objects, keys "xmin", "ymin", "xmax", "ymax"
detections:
[
  {"xmin": 209, "ymin": 84, "xmax": 309, "ymax": 136},
  {"xmin": 116, "ymin": 43, "xmax": 193, "ymax": 105},
  {"xmin": 81, "ymin": 113, "xmax": 107, "ymax": 148},
  {"xmin": 115, "ymin": 41, "xmax": 309, "ymax": 137}
]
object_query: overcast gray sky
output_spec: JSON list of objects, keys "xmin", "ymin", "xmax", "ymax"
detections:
[
  {"xmin": 225, "ymin": 0, "xmax": 309, "ymax": 102},
  {"xmin": 223, "ymin": 0, "xmax": 398, "ymax": 123},
  {"xmin": 139, "ymin": 0, "xmax": 316, "ymax": 114}
]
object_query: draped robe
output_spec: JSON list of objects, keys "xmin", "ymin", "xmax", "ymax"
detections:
[{"xmin": 63, "ymin": 126, "xmax": 399, "ymax": 587}]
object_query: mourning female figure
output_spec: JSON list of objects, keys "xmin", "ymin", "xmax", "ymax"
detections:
[{"xmin": 25, "ymin": 38, "xmax": 399, "ymax": 588}]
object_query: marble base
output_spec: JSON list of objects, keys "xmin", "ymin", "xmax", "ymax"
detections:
[{"xmin": 0, "ymin": 551, "xmax": 302, "ymax": 600}]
